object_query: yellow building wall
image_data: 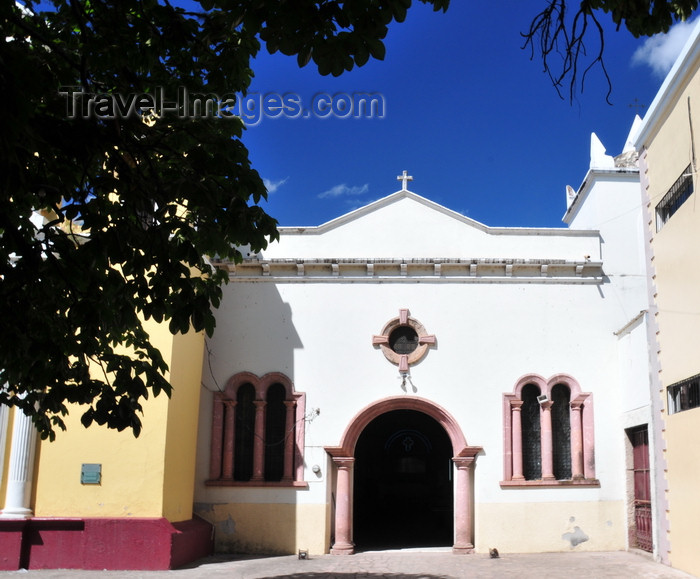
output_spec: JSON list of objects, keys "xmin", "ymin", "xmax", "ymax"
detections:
[
  {"xmin": 0, "ymin": 408, "xmax": 14, "ymax": 509},
  {"xmin": 642, "ymin": 47, "xmax": 700, "ymax": 577},
  {"xmin": 32, "ymin": 325, "xmax": 204, "ymax": 521},
  {"xmin": 208, "ymin": 503, "xmax": 330, "ymax": 556},
  {"xmin": 161, "ymin": 326, "xmax": 205, "ymax": 522},
  {"xmin": 475, "ymin": 501, "xmax": 625, "ymax": 553},
  {"xmin": 33, "ymin": 391, "xmax": 170, "ymax": 517}
]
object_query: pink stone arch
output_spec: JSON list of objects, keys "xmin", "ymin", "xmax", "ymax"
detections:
[
  {"xmin": 224, "ymin": 370, "xmax": 297, "ymax": 401},
  {"xmin": 512, "ymin": 372, "xmax": 586, "ymax": 400},
  {"xmin": 330, "ymin": 395, "xmax": 475, "ymax": 457},
  {"xmin": 325, "ymin": 396, "xmax": 482, "ymax": 555}
]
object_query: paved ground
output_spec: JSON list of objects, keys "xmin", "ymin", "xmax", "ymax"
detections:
[{"xmin": 1, "ymin": 550, "xmax": 697, "ymax": 579}]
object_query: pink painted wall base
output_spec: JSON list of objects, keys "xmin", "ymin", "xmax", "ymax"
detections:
[{"xmin": 0, "ymin": 516, "xmax": 213, "ymax": 570}]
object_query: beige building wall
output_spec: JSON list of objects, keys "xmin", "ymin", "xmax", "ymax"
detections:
[
  {"xmin": 635, "ymin": 20, "xmax": 700, "ymax": 577},
  {"xmin": 204, "ymin": 503, "xmax": 329, "ymax": 555},
  {"xmin": 476, "ymin": 501, "xmax": 625, "ymax": 553}
]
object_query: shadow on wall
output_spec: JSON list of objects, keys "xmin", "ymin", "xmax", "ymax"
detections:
[
  {"xmin": 203, "ymin": 283, "xmax": 303, "ymax": 390},
  {"xmin": 195, "ymin": 283, "xmax": 306, "ymax": 555}
]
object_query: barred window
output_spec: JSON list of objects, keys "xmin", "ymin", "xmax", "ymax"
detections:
[
  {"xmin": 521, "ymin": 384, "xmax": 542, "ymax": 480},
  {"xmin": 667, "ymin": 374, "xmax": 700, "ymax": 415},
  {"xmin": 656, "ymin": 164, "xmax": 694, "ymax": 231},
  {"xmin": 208, "ymin": 372, "xmax": 306, "ymax": 487},
  {"xmin": 234, "ymin": 383, "xmax": 255, "ymax": 481},
  {"xmin": 264, "ymin": 383, "xmax": 288, "ymax": 481},
  {"xmin": 551, "ymin": 384, "xmax": 572, "ymax": 480},
  {"xmin": 502, "ymin": 374, "xmax": 597, "ymax": 487}
]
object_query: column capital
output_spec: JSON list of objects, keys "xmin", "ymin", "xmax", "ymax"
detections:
[
  {"xmin": 452, "ymin": 456, "xmax": 476, "ymax": 469},
  {"xmin": 540, "ymin": 400, "xmax": 553, "ymax": 411},
  {"xmin": 511, "ymin": 400, "xmax": 524, "ymax": 410},
  {"xmin": 332, "ymin": 456, "xmax": 355, "ymax": 469},
  {"xmin": 570, "ymin": 398, "xmax": 585, "ymax": 410},
  {"xmin": 453, "ymin": 446, "xmax": 482, "ymax": 468}
]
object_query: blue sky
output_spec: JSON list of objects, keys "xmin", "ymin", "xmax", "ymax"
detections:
[{"xmin": 241, "ymin": 3, "xmax": 696, "ymax": 229}]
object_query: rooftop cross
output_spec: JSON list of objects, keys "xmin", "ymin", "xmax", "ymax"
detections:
[
  {"xmin": 397, "ymin": 170, "xmax": 413, "ymax": 191},
  {"xmin": 628, "ymin": 98, "xmax": 647, "ymax": 111}
]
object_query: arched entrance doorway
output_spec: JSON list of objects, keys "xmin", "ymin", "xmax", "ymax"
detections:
[
  {"xmin": 354, "ymin": 409, "xmax": 453, "ymax": 550},
  {"xmin": 325, "ymin": 396, "xmax": 482, "ymax": 555}
]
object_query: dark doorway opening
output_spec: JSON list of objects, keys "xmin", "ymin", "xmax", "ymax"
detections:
[{"xmin": 353, "ymin": 409, "xmax": 453, "ymax": 550}]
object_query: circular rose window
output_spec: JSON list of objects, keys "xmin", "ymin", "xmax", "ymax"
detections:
[{"xmin": 372, "ymin": 309, "xmax": 436, "ymax": 373}]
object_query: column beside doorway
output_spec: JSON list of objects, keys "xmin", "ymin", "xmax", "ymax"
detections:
[
  {"xmin": 330, "ymin": 457, "xmax": 355, "ymax": 555},
  {"xmin": 452, "ymin": 450, "xmax": 480, "ymax": 554}
]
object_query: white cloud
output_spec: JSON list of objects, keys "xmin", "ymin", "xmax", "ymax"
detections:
[
  {"xmin": 632, "ymin": 19, "xmax": 697, "ymax": 77},
  {"xmin": 318, "ymin": 183, "xmax": 369, "ymax": 199},
  {"xmin": 263, "ymin": 177, "xmax": 289, "ymax": 194}
]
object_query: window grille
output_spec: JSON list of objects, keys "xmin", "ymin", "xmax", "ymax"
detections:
[
  {"xmin": 551, "ymin": 384, "xmax": 572, "ymax": 480},
  {"xmin": 521, "ymin": 384, "xmax": 542, "ymax": 480},
  {"xmin": 667, "ymin": 373, "xmax": 700, "ymax": 415},
  {"xmin": 234, "ymin": 383, "xmax": 255, "ymax": 481},
  {"xmin": 656, "ymin": 164, "xmax": 694, "ymax": 231},
  {"xmin": 264, "ymin": 383, "xmax": 288, "ymax": 481}
]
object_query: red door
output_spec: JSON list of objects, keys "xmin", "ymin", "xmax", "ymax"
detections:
[{"xmin": 630, "ymin": 426, "xmax": 652, "ymax": 552}]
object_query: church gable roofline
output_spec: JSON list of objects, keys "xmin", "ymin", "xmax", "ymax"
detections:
[
  {"xmin": 278, "ymin": 189, "xmax": 487, "ymax": 235},
  {"xmin": 280, "ymin": 189, "xmax": 597, "ymax": 238}
]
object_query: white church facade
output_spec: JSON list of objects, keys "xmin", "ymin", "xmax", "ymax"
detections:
[{"xmin": 194, "ymin": 130, "xmax": 656, "ymax": 556}]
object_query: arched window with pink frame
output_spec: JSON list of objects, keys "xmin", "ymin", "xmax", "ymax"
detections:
[
  {"xmin": 501, "ymin": 374, "xmax": 598, "ymax": 487},
  {"xmin": 207, "ymin": 372, "xmax": 307, "ymax": 487}
]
